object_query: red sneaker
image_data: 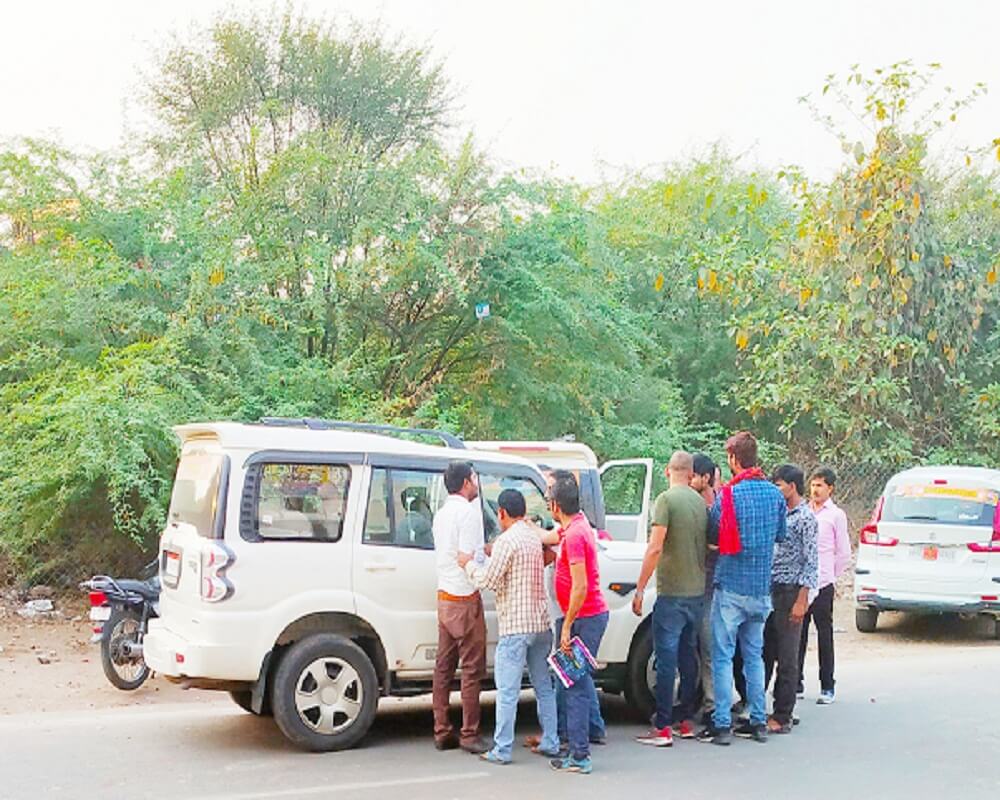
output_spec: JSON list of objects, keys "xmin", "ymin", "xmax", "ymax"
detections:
[
  {"xmin": 636, "ymin": 726, "xmax": 673, "ymax": 747},
  {"xmin": 673, "ymin": 719, "xmax": 696, "ymax": 739}
]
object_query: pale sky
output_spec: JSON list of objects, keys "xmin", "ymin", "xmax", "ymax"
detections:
[{"xmin": 1, "ymin": 0, "xmax": 997, "ymax": 183}]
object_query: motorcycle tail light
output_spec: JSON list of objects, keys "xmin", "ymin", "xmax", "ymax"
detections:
[
  {"xmin": 200, "ymin": 542, "xmax": 235, "ymax": 602},
  {"xmin": 88, "ymin": 591, "xmax": 108, "ymax": 607}
]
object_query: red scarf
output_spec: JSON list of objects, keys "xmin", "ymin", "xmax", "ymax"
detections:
[{"xmin": 718, "ymin": 467, "xmax": 766, "ymax": 555}]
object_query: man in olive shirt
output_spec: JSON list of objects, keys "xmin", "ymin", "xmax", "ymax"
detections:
[{"xmin": 632, "ymin": 451, "xmax": 707, "ymax": 747}]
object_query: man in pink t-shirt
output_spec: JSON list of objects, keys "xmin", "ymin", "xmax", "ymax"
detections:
[{"xmin": 548, "ymin": 471, "xmax": 608, "ymax": 775}]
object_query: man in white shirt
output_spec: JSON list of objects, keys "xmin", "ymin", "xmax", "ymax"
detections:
[{"xmin": 432, "ymin": 461, "xmax": 487, "ymax": 753}]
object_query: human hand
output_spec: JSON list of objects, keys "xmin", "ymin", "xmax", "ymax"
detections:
[
  {"xmin": 483, "ymin": 543, "xmax": 492, "ymax": 557},
  {"xmin": 790, "ymin": 598, "xmax": 808, "ymax": 624},
  {"xmin": 457, "ymin": 551, "xmax": 472, "ymax": 568},
  {"xmin": 560, "ymin": 625, "xmax": 572, "ymax": 653},
  {"xmin": 631, "ymin": 590, "xmax": 644, "ymax": 617}
]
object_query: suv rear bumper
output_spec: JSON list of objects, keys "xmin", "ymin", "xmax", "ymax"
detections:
[
  {"xmin": 855, "ymin": 590, "xmax": 1000, "ymax": 616},
  {"xmin": 145, "ymin": 620, "xmax": 260, "ymax": 681}
]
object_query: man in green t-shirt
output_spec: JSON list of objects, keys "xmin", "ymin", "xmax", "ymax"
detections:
[{"xmin": 631, "ymin": 451, "xmax": 707, "ymax": 747}]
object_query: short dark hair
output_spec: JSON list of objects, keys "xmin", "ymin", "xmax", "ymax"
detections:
[
  {"xmin": 772, "ymin": 463, "xmax": 805, "ymax": 496},
  {"xmin": 725, "ymin": 431, "xmax": 758, "ymax": 469},
  {"xmin": 810, "ymin": 466, "xmax": 837, "ymax": 488},
  {"xmin": 692, "ymin": 453, "xmax": 716, "ymax": 485},
  {"xmin": 497, "ymin": 488, "xmax": 527, "ymax": 518},
  {"xmin": 443, "ymin": 461, "xmax": 474, "ymax": 494},
  {"xmin": 550, "ymin": 471, "xmax": 581, "ymax": 516}
]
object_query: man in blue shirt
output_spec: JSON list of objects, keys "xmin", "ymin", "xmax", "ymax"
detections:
[{"xmin": 697, "ymin": 431, "xmax": 786, "ymax": 746}]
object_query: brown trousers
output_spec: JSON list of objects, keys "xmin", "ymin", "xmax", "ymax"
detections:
[{"xmin": 432, "ymin": 594, "xmax": 487, "ymax": 744}]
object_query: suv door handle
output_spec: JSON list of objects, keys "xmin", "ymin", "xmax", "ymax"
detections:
[{"xmin": 363, "ymin": 562, "xmax": 397, "ymax": 572}]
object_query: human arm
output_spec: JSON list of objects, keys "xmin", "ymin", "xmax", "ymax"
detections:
[
  {"xmin": 832, "ymin": 509, "xmax": 851, "ymax": 578},
  {"xmin": 632, "ymin": 525, "xmax": 666, "ymax": 616},
  {"xmin": 560, "ymin": 560, "xmax": 589, "ymax": 652},
  {"xmin": 774, "ymin": 495, "xmax": 788, "ymax": 543},
  {"xmin": 791, "ymin": 514, "xmax": 819, "ymax": 622},
  {"xmin": 523, "ymin": 517, "xmax": 560, "ymax": 546},
  {"xmin": 463, "ymin": 537, "xmax": 511, "ymax": 592}
]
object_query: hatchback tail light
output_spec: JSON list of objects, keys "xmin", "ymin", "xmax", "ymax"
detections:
[
  {"xmin": 967, "ymin": 504, "xmax": 1000, "ymax": 553},
  {"xmin": 859, "ymin": 496, "xmax": 897, "ymax": 546},
  {"xmin": 201, "ymin": 542, "xmax": 235, "ymax": 602}
]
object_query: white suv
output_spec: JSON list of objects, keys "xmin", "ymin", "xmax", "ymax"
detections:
[
  {"xmin": 854, "ymin": 465, "xmax": 1000, "ymax": 639},
  {"xmin": 144, "ymin": 420, "xmax": 661, "ymax": 751}
]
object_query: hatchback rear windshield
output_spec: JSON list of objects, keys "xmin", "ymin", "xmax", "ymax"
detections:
[
  {"xmin": 167, "ymin": 451, "xmax": 226, "ymax": 536},
  {"xmin": 882, "ymin": 484, "xmax": 998, "ymax": 527}
]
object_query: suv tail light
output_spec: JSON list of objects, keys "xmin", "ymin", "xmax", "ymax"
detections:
[
  {"xmin": 967, "ymin": 504, "xmax": 1000, "ymax": 553},
  {"xmin": 859, "ymin": 496, "xmax": 897, "ymax": 546},
  {"xmin": 201, "ymin": 542, "xmax": 235, "ymax": 602}
]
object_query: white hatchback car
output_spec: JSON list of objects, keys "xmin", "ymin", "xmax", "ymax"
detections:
[
  {"xmin": 854, "ymin": 465, "xmax": 1000, "ymax": 638},
  {"xmin": 144, "ymin": 419, "xmax": 661, "ymax": 751}
]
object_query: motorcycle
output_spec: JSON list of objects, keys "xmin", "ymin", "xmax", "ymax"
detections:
[{"xmin": 80, "ymin": 560, "xmax": 160, "ymax": 690}]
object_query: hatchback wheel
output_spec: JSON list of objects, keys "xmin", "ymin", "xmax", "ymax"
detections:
[{"xmin": 272, "ymin": 634, "xmax": 378, "ymax": 751}]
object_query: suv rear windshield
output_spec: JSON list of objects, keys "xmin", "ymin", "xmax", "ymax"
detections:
[
  {"xmin": 883, "ymin": 485, "xmax": 998, "ymax": 527},
  {"xmin": 168, "ymin": 451, "xmax": 226, "ymax": 536}
]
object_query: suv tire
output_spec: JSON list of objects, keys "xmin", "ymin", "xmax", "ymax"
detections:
[
  {"xmin": 272, "ymin": 634, "xmax": 378, "ymax": 751},
  {"xmin": 229, "ymin": 690, "xmax": 272, "ymax": 716},
  {"xmin": 624, "ymin": 624, "xmax": 655, "ymax": 722},
  {"xmin": 855, "ymin": 607, "xmax": 879, "ymax": 633}
]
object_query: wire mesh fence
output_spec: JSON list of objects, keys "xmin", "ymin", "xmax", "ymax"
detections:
[{"xmin": 0, "ymin": 458, "xmax": 900, "ymax": 606}]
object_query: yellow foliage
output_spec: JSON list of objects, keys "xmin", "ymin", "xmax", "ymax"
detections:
[
  {"xmin": 799, "ymin": 287, "xmax": 812, "ymax": 304},
  {"xmin": 209, "ymin": 267, "xmax": 225, "ymax": 286},
  {"xmin": 927, "ymin": 329, "xmax": 938, "ymax": 343},
  {"xmin": 735, "ymin": 331, "xmax": 749, "ymax": 350}
]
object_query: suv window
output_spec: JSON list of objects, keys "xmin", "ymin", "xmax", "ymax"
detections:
[
  {"xmin": 168, "ymin": 450, "xmax": 226, "ymax": 537},
  {"xmin": 478, "ymin": 472, "xmax": 553, "ymax": 542},
  {"xmin": 364, "ymin": 468, "xmax": 444, "ymax": 549},
  {"xmin": 255, "ymin": 463, "xmax": 351, "ymax": 540}
]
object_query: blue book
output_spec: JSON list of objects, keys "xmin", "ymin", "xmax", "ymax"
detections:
[{"xmin": 547, "ymin": 636, "xmax": 598, "ymax": 689}]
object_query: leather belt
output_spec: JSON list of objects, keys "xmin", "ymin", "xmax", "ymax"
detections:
[{"xmin": 437, "ymin": 589, "xmax": 479, "ymax": 603}]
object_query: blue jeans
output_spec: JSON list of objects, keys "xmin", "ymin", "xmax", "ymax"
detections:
[
  {"xmin": 652, "ymin": 595, "xmax": 704, "ymax": 729},
  {"xmin": 554, "ymin": 618, "xmax": 606, "ymax": 743},
  {"xmin": 711, "ymin": 587, "xmax": 771, "ymax": 730},
  {"xmin": 491, "ymin": 630, "xmax": 559, "ymax": 762},
  {"xmin": 557, "ymin": 612, "xmax": 609, "ymax": 761}
]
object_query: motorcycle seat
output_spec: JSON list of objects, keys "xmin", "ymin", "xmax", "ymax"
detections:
[{"xmin": 114, "ymin": 577, "xmax": 160, "ymax": 599}]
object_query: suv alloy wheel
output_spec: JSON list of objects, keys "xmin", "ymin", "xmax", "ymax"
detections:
[{"xmin": 272, "ymin": 634, "xmax": 379, "ymax": 751}]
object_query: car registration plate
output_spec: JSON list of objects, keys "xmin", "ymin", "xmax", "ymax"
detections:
[{"xmin": 89, "ymin": 606, "xmax": 111, "ymax": 622}]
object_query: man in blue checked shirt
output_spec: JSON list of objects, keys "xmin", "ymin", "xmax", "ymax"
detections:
[
  {"xmin": 764, "ymin": 464, "xmax": 818, "ymax": 734},
  {"xmin": 696, "ymin": 431, "xmax": 786, "ymax": 746}
]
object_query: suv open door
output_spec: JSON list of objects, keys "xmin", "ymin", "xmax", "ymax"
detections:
[{"xmin": 599, "ymin": 459, "xmax": 654, "ymax": 543}]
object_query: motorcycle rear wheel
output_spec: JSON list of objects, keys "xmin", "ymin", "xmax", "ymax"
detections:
[{"xmin": 101, "ymin": 608, "xmax": 150, "ymax": 690}]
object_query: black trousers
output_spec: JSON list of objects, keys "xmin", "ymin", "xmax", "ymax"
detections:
[
  {"xmin": 797, "ymin": 583, "xmax": 835, "ymax": 693},
  {"xmin": 764, "ymin": 584, "xmax": 805, "ymax": 724}
]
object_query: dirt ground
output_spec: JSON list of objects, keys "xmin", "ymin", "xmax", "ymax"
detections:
[{"xmin": 1, "ymin": 588, "xmax": 996, "ymax": 716}]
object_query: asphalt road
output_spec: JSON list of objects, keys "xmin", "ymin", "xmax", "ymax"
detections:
[{"xmin": 3, "ymin": 645, "xmax": 999, "ymax": 800}]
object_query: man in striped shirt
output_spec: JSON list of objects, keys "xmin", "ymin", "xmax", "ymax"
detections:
[{"xmin": 459, "ymin": 489, "xmax": 560, "ymax": 765}]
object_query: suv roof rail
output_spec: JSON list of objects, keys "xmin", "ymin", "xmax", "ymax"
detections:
[{"xmin": 257, "ymin": 417, "xmax": 466, "ymax": 449}]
